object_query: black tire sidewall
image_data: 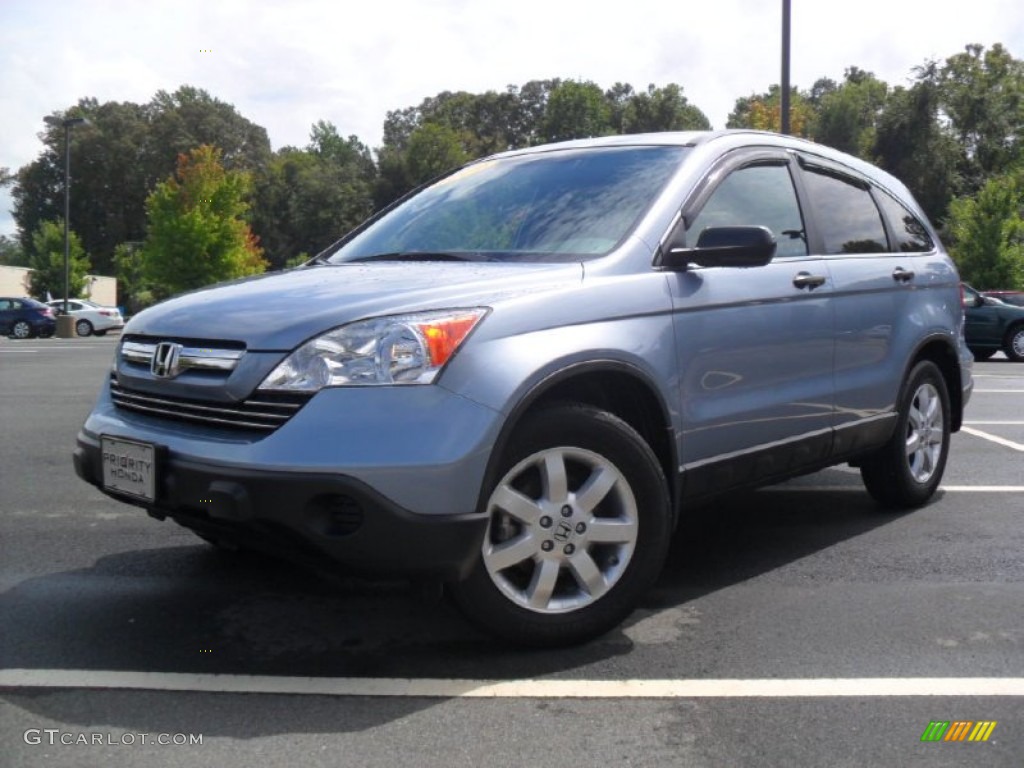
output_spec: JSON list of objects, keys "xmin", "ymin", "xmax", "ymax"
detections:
[
  {"xmin": 453, "ymin": 404, "xmax": 672, "ymax": 646},
  {"xmin": 862, "ymin": 360, "xmax": 951, "ymax": 508},
  {"xmin": 1005, "ymin": 325, "xmax": 1024, "ymax": 362}
]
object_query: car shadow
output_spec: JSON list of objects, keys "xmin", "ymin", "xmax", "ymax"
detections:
[{"xmin": 1, "ymin": 468, "xmax": 911, "ymax": 738}]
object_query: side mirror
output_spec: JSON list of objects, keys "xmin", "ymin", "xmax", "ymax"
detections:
[
  {"xmin": 974, "ymin": 296, "xmax": 986, "ymax": 308},
  {"xmin": 661, "ymin": 225, "xmax": 777, "ymax": 270}
]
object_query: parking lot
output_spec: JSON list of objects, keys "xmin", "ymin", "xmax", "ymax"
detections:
[{"xmin": 1, "ymin": 334, "xmax": 1022, "ymax": 766}]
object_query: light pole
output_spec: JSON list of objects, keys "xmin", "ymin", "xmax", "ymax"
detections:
[
  {"xmin": 780, "ymin": 0, "xmax": 791, "ymax": 135},
  {"xmin": 43, "ymin": 115, "xmax": 88, "ymax": 337}
]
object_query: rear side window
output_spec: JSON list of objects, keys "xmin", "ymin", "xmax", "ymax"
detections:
[
  {"xmin": 802, "ymin": 167, "xmax": 887, "ymax": 254},
  {"xmin": 875, "ymin": 191, "xmax": 934, "ymax": 252},
  {"xmin": 688, "ymin": 163, "xmax": 808, "ymax": 258}
]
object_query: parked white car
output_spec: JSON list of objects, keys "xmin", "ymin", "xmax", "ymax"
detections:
[{"xmin": 47, "ymin": 299, "xmax": 125, "ymax": 337}]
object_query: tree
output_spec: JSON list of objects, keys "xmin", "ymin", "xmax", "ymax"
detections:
[
  {"xmin": 112, "ymin": 241, "xmax": 154, "ymax": 314},
  {"xmin": 935, "ymin": 44, "xmax": 1024, "ymax": 193},
  {"xmin": 11, "ymin": 87, "xmax": 272, "ymax": 276},
  {"xmin": 251, "ymin": 123, "xmax": 377, "ymax": 268},
  {"xmin": 947, "ymin": 169, "xmax": 1024, "ymax": 289},
  {"xmin": 0, "ymin": 234, "xmax": 28, "ymax": 266},
  {"xmin": 541, "ymin": 80, "xmax": 612, "ymax": 142},
  {"xmin": 26, "ymin": 219, "xmax": 91, "ymax": 300},
  {"xmin": 619, "ymin": 84, "xmax": 710, "ymax": 133},
  {"xmin": 726, "ymin": 85, "xmax": 814, "ymax": 137},
  {"xmin": 812, "ymin": 68, "xmax": 889, "ymax": 158},
  {"xmin": 405, "ymin": 123, "xmax": 470, "ymax": 186},
  {"xmin": 872, "ymin": 76, "xmax": 962, "ymax": 223},
  {"xmin": 140, "ymin": 145, "xmax": 266, "ymax": 298}
]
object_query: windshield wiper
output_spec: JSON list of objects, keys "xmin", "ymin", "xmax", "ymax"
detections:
[{"xmin": 346, "ymin": 251, "xmax": 479, "ymax": 263}]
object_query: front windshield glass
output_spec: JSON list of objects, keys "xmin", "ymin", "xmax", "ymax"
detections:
[{"xmin": 327, "ymin": 146, "xmax": 688, "ymax": 263}]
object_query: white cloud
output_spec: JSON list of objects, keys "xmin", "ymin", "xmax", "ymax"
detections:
[{"xmin": 1, "ymin": 0, "xmax": 1022, "ymax": 236}]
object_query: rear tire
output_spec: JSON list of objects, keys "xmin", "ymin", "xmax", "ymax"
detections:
[
  {"xmin": 860, "ymin": 360, "xmax": 950, "ymax": 509},
  {"xmin": 1004, "ymin": 325, "xmax": 1024, "ymax": 362},
  {"xmin": 75, "ymin": 319, "xmax": 93, "ymax": 337},
  {"xmin": 451, "ymin": 404, "xmax": 672, "ymax": 646},
  {"xmin": 11, "ymin": 320, "xmax": 33, "ymax": 339}
]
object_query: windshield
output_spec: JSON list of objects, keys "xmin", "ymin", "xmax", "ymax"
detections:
[{"xmin": 327, "ymin": 146, "xmax": 688, "ymax": 264}]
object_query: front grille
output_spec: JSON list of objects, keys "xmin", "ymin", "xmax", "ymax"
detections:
[{"xmin": 110, "ymin": 375, "xmax": 311, "ymax": 432}]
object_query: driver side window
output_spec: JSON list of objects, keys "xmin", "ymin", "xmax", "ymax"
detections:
[{"xmin": 688, "ymin": 163, "xmax": 807, "ymax": 258}]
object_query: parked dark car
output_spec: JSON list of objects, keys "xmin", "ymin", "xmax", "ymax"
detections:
[
  {"xmin": 963, "ymin": 283, "xmax": 1024, "ymax": 361},
  {"xmin": 0, "ymin": 297, "xmax": 57, "ymax": 339},
  {"xmin": 982, "ymin": 290, "xmax": 1024, "ymax": 307}
]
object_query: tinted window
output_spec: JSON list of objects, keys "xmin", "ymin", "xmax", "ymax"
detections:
[
  {"xmin": 688, "ymin": 163, "xmax": 807, "ymax": 258},
  {"xmin": 802, "ymin": 167, "xmax": 887, "ymax": 254},
  {"xmin": 329, "ymin": 146, "xmax": 688, "ymax": 262},
  {"xmin": 875, "ymin": 191, "xmax": 934, "ymax": 252}
]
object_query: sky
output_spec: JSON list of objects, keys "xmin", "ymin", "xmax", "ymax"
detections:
[{"xmin": 2, "ymin": 0, "xmax": 1023, "ymax": 239}]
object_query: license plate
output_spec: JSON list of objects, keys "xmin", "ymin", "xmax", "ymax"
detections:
[{"xmin": 101, "ymin": 436, "xmax": 156, "ymax": 502}]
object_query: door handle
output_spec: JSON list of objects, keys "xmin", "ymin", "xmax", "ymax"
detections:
[
  {"xmin": 892, "ymin": 267, "xmax": 916, "ymax": 282},
  {"xmin": 793, "ymin": 272, "xmax": 826, "ymax": 290}
]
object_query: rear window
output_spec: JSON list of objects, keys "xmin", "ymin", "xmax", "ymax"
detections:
[{"xmin": 874, "ymin": 191, "xmax": 934, "ymax": 252}]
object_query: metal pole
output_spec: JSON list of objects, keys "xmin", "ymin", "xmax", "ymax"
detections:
[
  {"xmin": 781, "ymin": 0, "xmax": 791, "ymax": 135},
  {"xmin": 63, "ymin": 123, "xmax": 70, "ymax": 315}
]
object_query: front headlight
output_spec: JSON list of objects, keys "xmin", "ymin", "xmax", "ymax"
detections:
[{"xmin": 257, "ymin": 308, "xmax": 488, "ymax": 392}]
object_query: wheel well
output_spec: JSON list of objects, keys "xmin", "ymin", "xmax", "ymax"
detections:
[
  {"xmin": 913, "ymin": 340, "xmax": 963, "ymax": 432},
  {"xmin": 526, "ymin": 370, "xmax": 677, "ymax": 506}
]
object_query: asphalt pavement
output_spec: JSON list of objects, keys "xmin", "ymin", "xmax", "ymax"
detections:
[{"xmin": 1, "ymin": 334, "xmax": 1021, "ymax": 767}]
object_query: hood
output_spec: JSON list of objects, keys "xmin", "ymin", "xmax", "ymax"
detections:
[{"xmin": 125, "ymin": 261, "xmax": 583, "ymax": 350}]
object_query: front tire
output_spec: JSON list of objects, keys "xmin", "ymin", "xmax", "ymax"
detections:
[
  {"xmin": 1004, "ymin": 324, "xmax": 1024, "ymax": 362},
  {"xmin": 75, "ymin": 319, "xmax": 93, "ymax": 337},
  {"xmin": 860, "ymin": 360, "xmax": 951, "ymax": 509},
  {"xmin": 451, "ymin": 404, "xmax": 672, "ymax": 646}
]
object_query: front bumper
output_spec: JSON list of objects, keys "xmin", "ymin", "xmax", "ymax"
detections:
[
  {"xmin": 74, "ymin": 379, "xmax": 505, "ymax": 578},
  {"xmin": 74, "ymin": 435, "xmax": 488, "ymax": 578}
]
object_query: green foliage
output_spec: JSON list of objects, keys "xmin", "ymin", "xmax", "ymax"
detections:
[
  {"xmin": 726, "ymin": 85, "xmax": 815, "ymax": 137},
  {"xmin": 935, "ymin": 44, "xmax": 1024, "ymax": 193},
  {"xmin": 112, "ymin": 241, "xmax": 153, "ymax": 314},
  {"xmin": 947, "ymin": 169, "xmax": 1024, "ymax": 289},
  {"xmin": 618, "ymin": 84, "xmax": 710, "ymax": 133},
  {"xmin": 12, "ymin": 87, "xmax": 271, "ymax": 275},
  {"xmin": 872, "ymin": 78, "xmax": 962, "ymax": 223},
  {"xmin": 141, "ymin": 145, "xmax": 266, "ymax": 298},
  {"xmin": 406, "ymin": 123, "xmax": 470, "ymax": 186},
  {"xmin": 251, "ymin": 123, "xmax": 377, "ymax": 268},
  {"xmin": 541, "ymin": 80, "xmax": 612, "ymax": 142},
  {"xmin": 26, "ymin": 219, "xmax": 91, "ymax": 300},
  {"xmin": 812, "ymin": 68, "xmax": 889, "ymax": 157},
  {"xmin": 0, "ymin": 234, "xmax": 28, "ymax": 266}
]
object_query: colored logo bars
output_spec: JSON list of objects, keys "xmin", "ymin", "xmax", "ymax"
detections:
[{"xmin": 920, "ymin": 721, "xmax": 997, "ymax": 742}]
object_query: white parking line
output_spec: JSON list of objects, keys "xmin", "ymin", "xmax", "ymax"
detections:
[
  {"xmin": 972, "ymin": 389, "xmax": 1024, "ymax": 393},
  {"xmin": 960, "ymin": 426, "xmax": 1024, "ymax": 452},
  {"xmin": 1, "ymin": 669, "xmax": 1022, "ymax": 698},
  {"xmin": 765, "ymin": 485, "xmax": 1024, "ymax": 492},
  {"xmin": 965, "ymin": 420, "xmax": 1024, "ymax": 425}
]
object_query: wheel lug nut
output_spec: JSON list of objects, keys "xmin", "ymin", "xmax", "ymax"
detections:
[
  {"xmin": 575, "ymin": 522, "xmax": 586, "ymax": 534},
  {"xmin": 539, "ymin": 516, "xmax": 552, "ymax": 529},
  {"xmin": 564, "ymin": 544, "xmax": 575, "ymax": 555},
  {"xmin": 541, "ymin": 540, "xmax": 554, "ymax": 552},
  {"xmin": 561, "ymin": 505, "xmax": 572, "ymax": 517}
]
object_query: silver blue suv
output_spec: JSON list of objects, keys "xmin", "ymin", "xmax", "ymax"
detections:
[{"xmin": 74, "ymin": 131, "xmax": 973, "ymax": 646}]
